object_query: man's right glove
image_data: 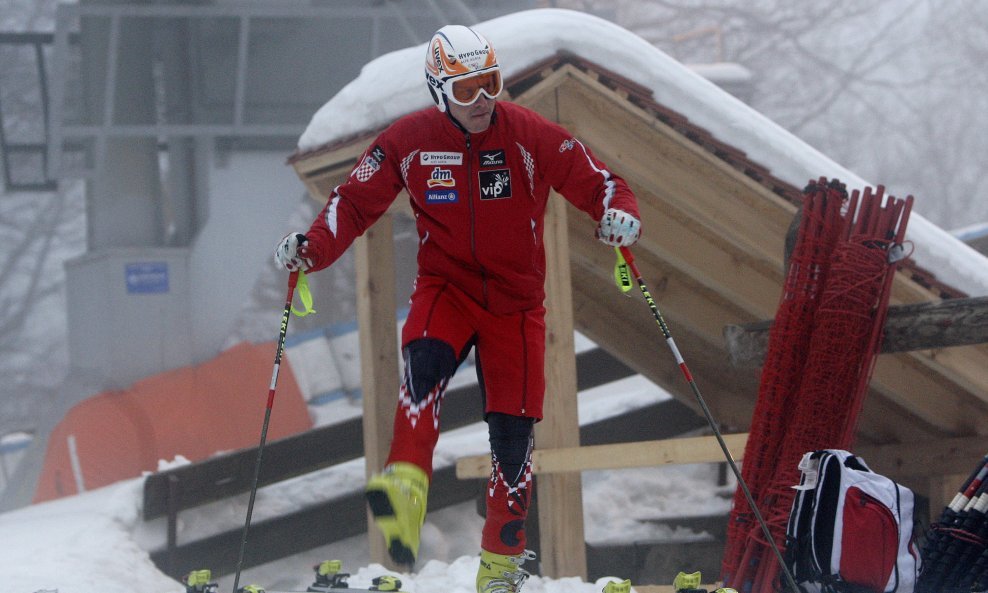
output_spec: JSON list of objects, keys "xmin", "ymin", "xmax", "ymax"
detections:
[{"xmin": 274, "ymin": 232, "xmax": 313, "ymax": 272}]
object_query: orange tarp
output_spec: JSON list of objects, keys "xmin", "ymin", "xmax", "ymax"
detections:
[{"xmin": 34, "ymin": 341, "xmax": 312, "ymax": 502}]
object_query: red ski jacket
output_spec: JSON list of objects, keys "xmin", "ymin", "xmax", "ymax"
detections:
[{"xmin": 302, "ymin": 101, "xmax": 640, "ymax": 315}]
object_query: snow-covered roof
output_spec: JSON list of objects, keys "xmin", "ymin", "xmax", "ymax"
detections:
[{"xmin": 297, "ymin": 8, "xmax": 988, "ymax": 298}]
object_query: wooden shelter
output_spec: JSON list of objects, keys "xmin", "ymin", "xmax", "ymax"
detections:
[{"xmin": 287, "ymin": 53, "xmax": 988, "ymax": 579}]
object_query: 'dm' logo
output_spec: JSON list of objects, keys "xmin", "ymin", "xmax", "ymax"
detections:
[{"xmin": 427, "ymin": 166, "xmax": 455, "ymax": 188}]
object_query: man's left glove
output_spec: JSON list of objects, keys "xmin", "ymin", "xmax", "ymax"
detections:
[
  {"xmin": 274, "ymin": 232, "xmax": 313, "ymax": 272},
  {"xmin": 596, "ymin": 208, "xmax": 641, "ymax": 246}
]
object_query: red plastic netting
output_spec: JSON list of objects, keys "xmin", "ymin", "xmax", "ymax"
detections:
[
  {"xmin": 721, "ymin": 181, "xmax": 913, "ymax": 592},
  {"xmin": 721, "ymin": 179, "xmax": 848, "ymax": 584}
]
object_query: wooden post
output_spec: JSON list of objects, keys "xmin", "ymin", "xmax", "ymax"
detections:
[
  {"xmin": 356, "ymin": 213, "xmax": 401, "ymax": 570},
  {"xmin": 536, "ymin": 196, "xmax": 587, "ymax": 579}
]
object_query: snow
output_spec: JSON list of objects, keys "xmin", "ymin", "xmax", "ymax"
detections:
[
  {"xmin": 0, "ymin": 308, "xmax": 730, "ymax": 591},
  {"xmin": 0, "ymin": 319, "xmax": 730, "ymax": 593},
  {"xmin": 298, "ymin": 8, "xmax": 988, "ymax": 298},
  {"xmin": 0, "ymin": 371, "xmax": 731, "ymax": 593},
  {"xmin": 3, "ymin": 7, "xmax": 985, "ymax": 593}
]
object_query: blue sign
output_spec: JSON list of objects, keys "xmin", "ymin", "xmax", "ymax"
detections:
[
  {"xmin": 426, "ymin": 189, "xmax": 459, "ymax": 203},
  {"xmin": 125, "ymin": 262, "xmax": 169, "ymax": 294}
]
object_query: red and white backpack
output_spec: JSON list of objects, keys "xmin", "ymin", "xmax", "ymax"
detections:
[{"xmin": 785, "ymin": 449, "xmax": 921, "ymax": 593}]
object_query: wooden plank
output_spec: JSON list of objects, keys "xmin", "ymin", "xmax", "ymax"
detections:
[
  {"xmin": 568, "ymin": 216, "xmax": 756, "ymax": 360},
  {"xmin": 355, "ymin": 213, "xmax": 400, "ymax": 569},
  {"xmin": 841, "ymin": 437, "xmax": 988, "ymax": 521},
  {"xmin": 456, "ymin": 434, "xmax": 749, "ymax": 479},
  {"xmin": 290, "ymin": 139, "xmax": 370, "ymax": 203},
  {"xmin": 588, "ymin": 540, "xmax": 724, "ymax": 591},
  {"xmin": 916, "ymin": 343, "xmax": 988, "ymax": 397},
  {"xmin": 554, "ymin": 68, "xmax": 796, "ymax": 268},
  {"xmin": 148, "ymin": 466, "xmax": 483, "ymax": 580},
  {"xmin": 537, "ymin": 191, "xmax": 587, "ymax": 579},
  {"xmin": 855, "ymin": 434, "xmax": 988, "ymax": 480},
  {"xmin": 725, "ymin": 296, "xmax": 988, "ymax": 367},
  {"xmin": 580, "ymin": 394, "xmax": 706, "ymax": 446},
  {"xmin": 142, "ymin": 419, "xmax": 363, "ymax": 520},
  {"xmin": 566, "ymin": 221, "xmax": 765, "ymax": 431},
  {"xmin": 150, "ymin": 490, "xmax": 369, "ymax": 580}
]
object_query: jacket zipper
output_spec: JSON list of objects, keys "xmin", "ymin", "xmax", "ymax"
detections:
[
  {"xmin": 465, "ymin": 133, "xmax": 489, "ymax": 307},
  {"xmin": 520, "ymin": 313, "xmax": 528, "ymax": 415}
]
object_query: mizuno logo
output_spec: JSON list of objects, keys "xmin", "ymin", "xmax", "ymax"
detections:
[{"xmin": 480, "ymin": 150, "xmax": 505, "ymax": 167}]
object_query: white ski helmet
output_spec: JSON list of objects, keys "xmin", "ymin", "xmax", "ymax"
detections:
[{"xmin": 425, "ymin": 25, "xmax": 503, "ymax": 113}]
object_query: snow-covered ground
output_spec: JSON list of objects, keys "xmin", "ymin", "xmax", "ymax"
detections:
[
  {"xmin": 0, "ymin": 371, "xmax": 732, "ymax": 593},
  {"xmin": 0, "ymin": 301, "xmax": 730, "ymax": 593}
]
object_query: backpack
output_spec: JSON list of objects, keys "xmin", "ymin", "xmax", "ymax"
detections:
[{"xmin": 785, "ymin": 449, "xmax": 921, "ymax": 593}]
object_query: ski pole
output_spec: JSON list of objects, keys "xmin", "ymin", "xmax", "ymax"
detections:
[
  {"xmin": 614, "ymin": 246, "xmax": 800, "ymax": 593},
  {"xmin": 232, "ymin": 270, "xmax": 300, "ymax": 593}
]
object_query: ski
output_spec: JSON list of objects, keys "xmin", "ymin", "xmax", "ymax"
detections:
[
  {"xmin": 184, "ymin": 562, "xmax": 407, "ymax": 593},
  {"xmin": 257, "ymin": 590, "xmax": 376, "ymax": 593}
]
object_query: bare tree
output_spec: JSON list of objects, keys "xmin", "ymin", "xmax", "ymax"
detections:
[
  {"xmin": 556, "ymin": 0, "xmax": 988, "ymax": 230},
  {"xmin": 0, "ymin": 0, "xmax": 83, "ymax": 436}
]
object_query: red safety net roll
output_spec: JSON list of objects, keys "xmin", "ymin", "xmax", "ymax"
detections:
[
  {"xmin": 721, "ymin": 179, "xmax": 849, "ymax": 585},
  {"xmin": 721, "ymin": 181, "xmax": 912, "ymax": 592}
]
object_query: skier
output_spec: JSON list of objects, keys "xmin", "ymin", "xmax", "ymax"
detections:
[{"xmin": 275, "ymin": 24, "xmax": 641, "ymax": 593}]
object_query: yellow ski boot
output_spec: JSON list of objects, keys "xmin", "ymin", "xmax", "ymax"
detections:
[
  {"xmin": 370, "ymin": 575, "xmax": 405, "ymax": 591},
  {"xmin": 476, "ymin": 549, "xmax": 536, "ymax": 593},
  {"xmin": 185, "ymin": 569, "xmax": 218, "ymax": 593},
  {"xmin": 364, "ymin": 462, "xmax": 429, "ymax": 565},
  {"xmin": 602, "ymin": 579, "xmax": 632, "ymax": 593},
  {"xmin": 673, "ymin": 571, "xmax": 704, "ymax": 593}
]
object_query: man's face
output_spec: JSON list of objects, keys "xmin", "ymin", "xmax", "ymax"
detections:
[{"xmin": 448, "ymin": 93, "xmax": 496, "ymax": 134}]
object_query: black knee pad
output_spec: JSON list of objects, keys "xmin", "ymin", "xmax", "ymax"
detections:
[
  {"xmin": 488, "ymin": 413, "xmax": 534, "ymax": 487},
  {"xmin": 402, "ymin": 337, "xmax": 458, "ymax": 404}
]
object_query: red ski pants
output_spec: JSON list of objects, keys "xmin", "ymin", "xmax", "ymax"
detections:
[{"xmin": 385, "ymin": 275, "xmax": 544, "ymax": 554}]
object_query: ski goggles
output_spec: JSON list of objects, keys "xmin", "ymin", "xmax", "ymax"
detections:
[{"xmin": 443, "ymin": 68, "xmax": 503, "ymax": 106}]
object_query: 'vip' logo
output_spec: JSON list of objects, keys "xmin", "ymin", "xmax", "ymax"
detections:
[{"xmin": 479, "ymin": 169, "xmax": 511, "ymax": 200}]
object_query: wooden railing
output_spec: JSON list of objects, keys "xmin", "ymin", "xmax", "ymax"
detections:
[{"xmin": 456, "ymin": 433, "xmax": 749, "ymax": 479}]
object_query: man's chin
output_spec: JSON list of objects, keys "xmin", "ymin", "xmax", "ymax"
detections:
[{"xmin": 466, "ymin": 112, "xmax": 492, "ymax": 131}]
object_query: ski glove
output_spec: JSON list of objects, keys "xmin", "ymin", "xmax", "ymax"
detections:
[
  {"xmin": 596, "ymin": 208, "xmax": 641, "ymax": 247},
  {"xmin": 274, "ymin": 232, "xmax": 313, "ymax": 272}
]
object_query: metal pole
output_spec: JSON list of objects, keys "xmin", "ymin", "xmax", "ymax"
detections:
[
  {"xmin": 231, "ymin": 270, "xmax": 299, "ymax": 593},
  {"xmin": 617, "ymin": 246, "xmax": 800, "ymax": 593}
]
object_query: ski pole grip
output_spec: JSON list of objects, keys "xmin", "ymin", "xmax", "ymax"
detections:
[
  {"xmin": 618, "ymin": 246, "xmax": 639, "ymax": 276},
  {"xmin": 288, "ymin": 270, "xmax": 300, "ymax": 289}
]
